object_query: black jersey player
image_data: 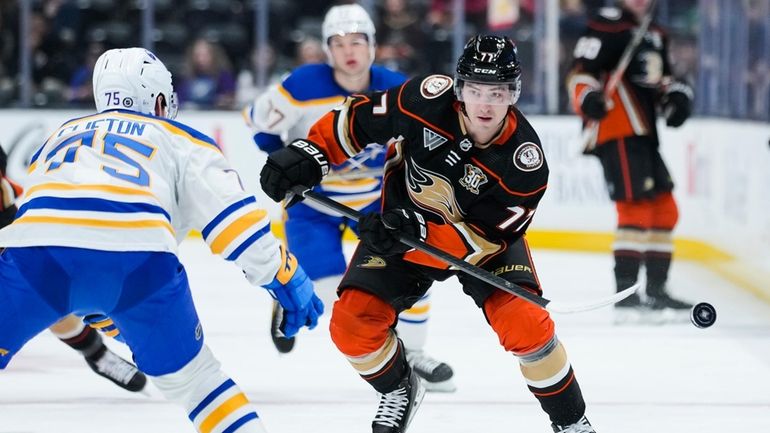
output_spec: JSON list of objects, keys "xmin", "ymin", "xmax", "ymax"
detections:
[
  {"xmin": 567, "ymin": 0, "xmax": 694, "ymax": 323},
  {"xmin": 261, "ymin": 35, "xmax": 597, "ymax": 433}
]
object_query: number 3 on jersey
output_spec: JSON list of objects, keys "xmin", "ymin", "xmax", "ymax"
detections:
[{"xmin": 45, "ymin": 130, "xmax": 156, "ymax": 186}]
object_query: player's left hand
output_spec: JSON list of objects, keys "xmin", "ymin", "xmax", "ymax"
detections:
[
  {"xmin": 358, "ymin": 208, "xmax": 427, "ymax": 256},
  {"xmin": 83, "ymin": 314, "xmax": 125, "ymax": 343},
  {"xmin": 662, "ymin": 81, "xmax": 693, "ymax": 127},
  {"xmin": 263, "ymin": 245, "xmax": 324, "ymax": 337}
]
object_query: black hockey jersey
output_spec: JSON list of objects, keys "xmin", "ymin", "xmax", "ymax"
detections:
[
  {"xmin": 307, "ymin": 74, "xmax": 548, "ymax": 269},
  {"xmin": 567, "ymin": 6, "xmax": 674, "ymax": 144}
]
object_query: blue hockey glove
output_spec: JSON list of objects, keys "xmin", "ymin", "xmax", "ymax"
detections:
[
  {"xmin": 263, "ymin": 245, "xmax": 324, "ymax": 338},
  {"xmin": 83, "ymin": 314, "xmax": 125, "ymax": 343}
]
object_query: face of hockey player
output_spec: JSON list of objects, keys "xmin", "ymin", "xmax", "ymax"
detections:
[
  {"xmin": 460, "ymin": 82, "xmax": 512, "ymax": 139},
  {"xmin": 622, "ymin": 0, "xmax": 653, "ymax": 18},
  {"xmin": 328, "ymin": 33, "xmax": 372, "ymax": 77}
]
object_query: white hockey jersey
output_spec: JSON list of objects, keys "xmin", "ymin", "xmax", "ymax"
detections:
[
  {"xmin": 0, "ymin": 109, "xmax": 282, "ymax": 285},
  {"xmin": 244, "ymin": 63, "xmax": 406, "ymax": 214}
]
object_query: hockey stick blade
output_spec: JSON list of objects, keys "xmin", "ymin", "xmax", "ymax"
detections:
[
  {"xmin": 544, "ymin": 282, "xmax": 641, "ymax": 314},
  {"xmin": 289, "ymin": 186, "xmax": 640, "ymax": 314}
]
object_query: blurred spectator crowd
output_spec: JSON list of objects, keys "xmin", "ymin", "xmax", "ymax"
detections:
[{"xmin": 0, "ymin": 0, "xmax": 767, "ymax": 120}]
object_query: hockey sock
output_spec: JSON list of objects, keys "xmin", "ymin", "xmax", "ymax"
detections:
[
  {"xmin": 396, "ymin": 291, "xmax": 430, "ymax": 351},
  {"xmin": 519, "ymin": 338, "xmax": 586, "ymax": 426},
  {"xmin": 613, "ymin": 226, "xmax": 646, "ymax": 292},
  {"xmin": 53, "ymin": 319, "xmax": 104, "ymax": 359},
  {"xmin": 347, "ymin": 331, "xmax": 409, "ymax": 394},
  {"xmin": 152, "ymin": 346, "xmax": 267, "ymax": 433},
  {"xmin": 644, "ymin": 229, "xmax": 673, "ymax": 296}
]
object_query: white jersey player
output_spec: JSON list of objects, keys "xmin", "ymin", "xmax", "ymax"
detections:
[
  {"xmin": 243, "ymin": 3, "xmax": 455, "ymax": 392},
  {"xmin": 0, "ymin": 48, "xmax": 323, "ymax": 433}
]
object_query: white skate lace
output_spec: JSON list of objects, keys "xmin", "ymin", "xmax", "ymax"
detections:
[
  {"xmin": 406, "ymin": 351, "xmax": 442, "ymax": 375},
  {"xmin": 372, "ymin": 387, "xmax": 409, "ymax": 428},
  {"xmin": 94, "ymin": 350, "xmax": 138, "ymax": 385},
  {"xmin": 553, "ymin": 416, "xmax": 595, "ymax": 433}
]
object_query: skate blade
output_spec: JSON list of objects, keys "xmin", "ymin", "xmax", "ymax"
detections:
[
  {"xmin": 405, "ymin": 378, "xmax": 427, "ymax": 432},
  {"xmin": 422, "ymin": 378, "xmax": 457, "ymax": 393}
]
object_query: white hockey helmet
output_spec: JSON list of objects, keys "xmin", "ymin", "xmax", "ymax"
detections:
[
  {"xmin": 322, "ymin": 4, "xmax": 376, "ymax": 63},
  {"xmin": 92, "ymin": 48, "xmax": 178, "ymax": 119}
]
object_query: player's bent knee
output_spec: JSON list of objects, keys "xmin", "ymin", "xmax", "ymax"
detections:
[
  {"xmin": 484, "ymin": 290, "xmax": 555, "ymax": 354},
  {"xmin": 150, "ymin": 344, "xmax": 225, "ymax": 406},
  {"xmin": 330, "ymin": 288, "xmax": 397, "ymax": 357}
]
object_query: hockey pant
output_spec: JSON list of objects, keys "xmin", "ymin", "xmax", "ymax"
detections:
[
  {"xmin": 0, "ymin": 246, "xmax": 266, "ymax": 432},
  {"xmin": 285, "ymin": 200, "xmax": 432, "ymax": 351}
]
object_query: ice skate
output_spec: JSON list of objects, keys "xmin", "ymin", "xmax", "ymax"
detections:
[
  {"xmin": 612, "ymin": 292, "xmax": 647, "ymax": 325},
  {"xmin": 372, "ymin": 368, "xmax": 426, "ymax": 433},
  {"xmin": 645, "ymin": 290, "xmax": 693, "ymax": 323},
  {"xmin": 85, "ymin": 346, "xmax": 147, "ymax": 393},
  {"xmin": 405, "ymin": 349, "xmax": 456, "ymax": 392},
  {"xmin": 270, "ymin": 300, "xmax": 296, "ymax": 353},
  {"xmin": 551, "ymin": 415, "xmax": 596, "ymax": 433}
]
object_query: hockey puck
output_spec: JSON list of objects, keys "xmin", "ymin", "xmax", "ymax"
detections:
[{"xmin": 690, "ymin": 302, "xmax": 716, "ymax": 328}]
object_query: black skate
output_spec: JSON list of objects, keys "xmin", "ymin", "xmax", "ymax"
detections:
[
  {"xmin": 85, "ymin": 346, "xmax": 147, "ymax": 392},
  {"xmin": 645, "ymin": 291, "xmax": 693, "ymax": 324},
  {"xmin": 552, "ymin": 415, "xmax": 596, "ymax": 433},
  {"xmin": 372, "ymin": 368, "xmax": 426, "ymax": 433},
  {"xmin": 405, "ymin": 350, "xmax": 456, "ymax": 392},
  {"xmin": 270, "ymin": 300, "xmax": 296, "ymax": 353},
  {"xmin": 612, "ymin": 292, "xmax": 646, "ymax": 325}
]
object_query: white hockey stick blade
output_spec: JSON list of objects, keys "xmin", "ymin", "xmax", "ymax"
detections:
[{"xmin": 545, "ymin": 282, "xmax": 641, "ymax": 314}]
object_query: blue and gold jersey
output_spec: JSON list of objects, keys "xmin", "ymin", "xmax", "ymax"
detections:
[{"xmin": 0, "ymin": 110, "xmax": 285, "ymax": 286}]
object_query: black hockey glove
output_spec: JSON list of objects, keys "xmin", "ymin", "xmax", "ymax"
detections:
[
  {"xmin": 0, "ymin": 204, "xmax": 16, "ymax": 227},
  {"xmin": 580, "ymin": 90, "xmax": 608, "ymax": 120},
  {"xmin": 259, "ymin": 139, "xmax": 329, "ymax": 203},
  {"xmin": 358, "ymin": 209, "xmax": 427, "ymax": 256},
  {"xmin": 662, "ymin": 81, "xmax": 693, "ymax": 127}
]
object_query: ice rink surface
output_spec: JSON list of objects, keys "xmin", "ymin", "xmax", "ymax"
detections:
[{"xmin": 2, "ymin": 238, "xmax": 769, "ymax": 432}]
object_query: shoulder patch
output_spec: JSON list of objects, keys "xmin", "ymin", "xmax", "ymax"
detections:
[
  {"xmin": 598, "ymin": 7, "xmax": 622, "ymax": 20},
  {"xmin": 512, "ymin": 142, "xmax": 543, "ymax": 172},
  {"xmin": 420, "ymin": 75, "xmax": 453, "ymax": 99}
]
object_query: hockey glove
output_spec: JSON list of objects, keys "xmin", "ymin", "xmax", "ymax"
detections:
[
  {"xmin": 662, "ymin": 81, "xmax": 693, "ymax": 127},
  {"xmin": 580, "ymin": 90, "xmax": 608, "ymax": 120},
  {"xmin": 83, "ymin": 314, "xmax": 125, "ymax": 343},
  {"xmin": 358, "ymin": 208, "xmax": 428, "ymax": 256},
  {"xmin": 263, "ymin": 245, "xmax": 324, "ymax": 338},
  {"xmin": 259, "ymin": 139, "xmax": 330, "ymax": 203}
]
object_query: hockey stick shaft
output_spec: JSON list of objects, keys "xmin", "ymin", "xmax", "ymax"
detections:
[
  {"xmin": 289, "ymin": 186, "xmax": 639, "ymax": 314},
  {"xmin": 582, "ymin": 0, "xmax": 658, "ymax": 152}
]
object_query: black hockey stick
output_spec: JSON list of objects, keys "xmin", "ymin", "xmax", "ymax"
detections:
[
  {"xmin": 288, "ymin": 186, "xmax": 639, "ymax": 314},
  {"xmin": 581, "ymin": 0, "xmax": 658, "ymax": 152}
]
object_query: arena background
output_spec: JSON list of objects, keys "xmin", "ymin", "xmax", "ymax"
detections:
[{"xmin": 1, "ymin": 0, "xmax": 767, "ymax": 300}]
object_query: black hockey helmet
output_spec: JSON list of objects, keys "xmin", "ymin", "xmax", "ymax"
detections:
[{"xmin": 454, "ymin": 35, "xmax": 522, "ymax": 106}]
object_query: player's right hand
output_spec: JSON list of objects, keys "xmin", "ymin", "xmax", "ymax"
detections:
[
  {"xmin": 358, "ymin": 208, "xmax": 428, "ymax": 256},
  {"xmin": 259, "ymin": 139, "xmax": 329, "ymax": 203},
  {"xmin": 262, "ymin": 245, "xmax": 324, "ymax": 337},
  {"xmin": 580, "ymin": 90, "xmax": 608, "ymax": 120}
]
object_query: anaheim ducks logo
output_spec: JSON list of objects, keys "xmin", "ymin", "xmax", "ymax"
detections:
[
  {"xmin": 513, "ymin": 142, "xmax": 544, "ymax": 172},
  {"xmin": 406, "ymin": 158, "xmax": 463, "ymax": 223},
  {"xmin": 357, "ymin": 255, "xmax": 387, "ymax": 269},
  {"xmin": 420, "ymin": 75, "xmax": 453, "ymax": 99},
  {"xmin": 459, "ymin": 164, "xmax": 488, "ymax": 194}
]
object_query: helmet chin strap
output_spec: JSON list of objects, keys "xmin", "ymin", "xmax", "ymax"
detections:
[{"xmin": 154, "ymin": 94, "xmax": 166, "ymax": 117}]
